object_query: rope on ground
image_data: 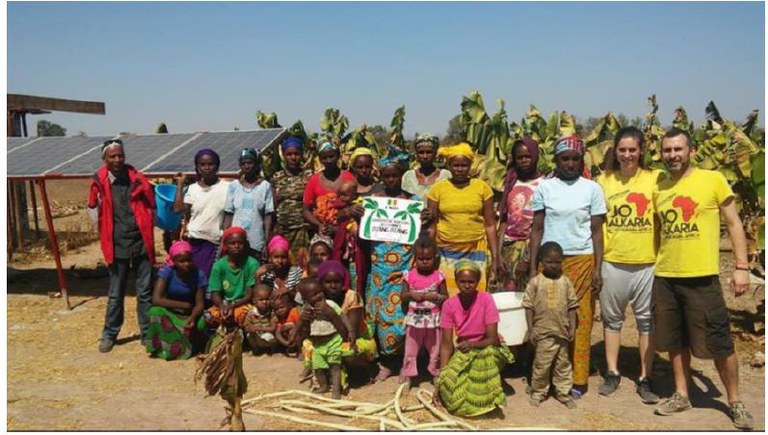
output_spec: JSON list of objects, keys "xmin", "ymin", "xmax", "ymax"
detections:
[
  {"xmin": 244, "ymin": 409, "xmax": 366, "ymax": 431},
  {"xmin": 241, "ymin": 387, "xmax": 477, "ymax": 431},
  {"xmin": 415, "ymin": 388, "xmax": 478, "ymax": 431}
]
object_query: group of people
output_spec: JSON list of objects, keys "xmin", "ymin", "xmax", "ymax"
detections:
[{"xmin": 86, "ymin": 127, "xmax": 753, "ymax": 429}]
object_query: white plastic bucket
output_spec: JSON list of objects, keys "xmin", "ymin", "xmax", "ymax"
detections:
[{"xmin": 492, "ymin": 291, "xmax": 528, "ymax": 346}]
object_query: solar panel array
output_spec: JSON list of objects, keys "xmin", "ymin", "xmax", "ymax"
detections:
[
  {"xmin": 7, "ymin": 137, "xmax": 41, "ymax": 152},
  {"xmin": 6, "ymin": 129, "xmax": 285, "ymax": 178}
]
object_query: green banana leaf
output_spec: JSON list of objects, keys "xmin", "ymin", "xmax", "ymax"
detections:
[
  {"xmin": 389, "ymin": 106, "xmax": 407, "ymax": 151},
  {"xmin": 256, "ymin": 111, "xmax": 281, "ymax": 129},
  {"xmin": 471, "ymin": 153, "xmax": 508, "ymax": 192},
  {"xmin": 558, "ymin": 111, "xmax": 576, "ymax": 137},
  {"xmin": 320, "ymin": 108, "xmax": 349, "ymax": 140},
  {"xmin": 672, "ymin": 107, "xmax": 691, "ymax": 132},
  {"xmin": 545, "ymin": 111, "xmax": 559, "ymax": 141},
  {"xmin": 742, "ymin": 110, "xmax": 759, "ymax": 136},
  {"xmin": 751, "ymin": 152, "xmax": 765, "ymax": 204}
]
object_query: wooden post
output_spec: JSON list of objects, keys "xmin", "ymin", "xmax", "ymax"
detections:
[
  {"xmin": 7, "ymin": 185, "xmax": 13, "ymax": 261},
  {"xmin": 29, "ymin": 180, "xmax": 40, "ymax": 238},
  {"xmin": 13, "ymin": 181, "xmax": 24, "ymax": 249},
  {"xmin": 37, "ymin": 179, "xmax": 70, "ymax": 309}
]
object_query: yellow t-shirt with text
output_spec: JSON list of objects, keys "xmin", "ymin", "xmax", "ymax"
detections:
[
  {"xmin": 597, "ymin": 169, "xmax": 662, "ymax": 264},
  {"xmin": 427, "ymin": 178, "xmax": 494, "ymax": 244},
  {"xmin": 653, "ymin": 168, "xmax": 733, "ymax": 277}
]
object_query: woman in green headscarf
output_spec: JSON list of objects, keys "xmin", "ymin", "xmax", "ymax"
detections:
[{"xmin": 434, "ymin": 259, "xmax": 513, "ymax": 417}]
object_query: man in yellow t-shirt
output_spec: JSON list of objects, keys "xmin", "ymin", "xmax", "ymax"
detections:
[{"xmin": 651, "ymin": 128, "xmax": 752, "ymax": 430}]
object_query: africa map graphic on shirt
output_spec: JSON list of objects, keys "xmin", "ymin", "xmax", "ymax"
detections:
[
  {"xmin": 606, "ymin": 191, "xmax": 652, "ymax": 231},
  {"xmin": 626, "ymin": 192, "xmax": 650, "ymax": 218},
  {"xmin": 659, "ymin": 195, "xmax": 700, "ymax": 239},
  {"xmin": 672, "ymin": 195, "xmax": 698, "ymax": 222}
]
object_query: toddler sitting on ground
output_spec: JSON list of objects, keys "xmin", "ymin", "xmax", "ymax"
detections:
[{"xmin": 243, "ymin": 285, "xmax": 278, "ymax": 355}]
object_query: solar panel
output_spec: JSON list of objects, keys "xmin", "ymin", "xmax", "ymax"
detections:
[
  {"xmin": 54, "ymin": 133, "xmax": 197, "ymax": 176},
  {"xmin": 147, "ymin": 129, "xmax": 285, "ymax": 174},
  {"xmin": 6, "ymin": 129, "xmax": 285, "ymax": 178},
  {"xmin": 7, "ymin": 136, "xmax": 113, "ymax": 177},
  {"xmin": 7, "ymin": 137, "xmax": 41, "ymax": 152}
]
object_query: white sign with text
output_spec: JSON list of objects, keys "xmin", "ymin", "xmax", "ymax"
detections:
[{"xmin": 359, "ymin": 197, "xmax": 423, "ymax": 245}]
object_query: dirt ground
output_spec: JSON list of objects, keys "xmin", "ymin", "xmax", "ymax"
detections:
[{"xmin": 6, "ymin": 180, "xmax": 766, "ymax": 431}]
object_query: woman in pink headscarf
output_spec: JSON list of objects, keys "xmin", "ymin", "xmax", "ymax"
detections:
[
  {"xmin": 146, "ymin": 240, "xmax": 208, "ymax": 360},
  {"xmin": 257, "ymin": 235, "xmax": 305, "ymax": 304}
]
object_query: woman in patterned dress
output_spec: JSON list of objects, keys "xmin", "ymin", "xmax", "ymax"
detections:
[
  {"xmin": 271, "ymin": 137, "xmax": 313, "ymax": 267},
  {"xmin": 364, "ymin": 147, "xmax": 432, "ymax": 381}
]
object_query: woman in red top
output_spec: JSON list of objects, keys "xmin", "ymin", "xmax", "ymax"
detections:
[{"xmin": 302, "ymin": 141, "xmax": 356, "ymax": 238}]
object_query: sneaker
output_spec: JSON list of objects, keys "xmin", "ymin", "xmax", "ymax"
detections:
[
  {"xmin": 570, "ymin": 386, "xmax": 585, "ymax": 400},
  {"xmin": 599, "ymin": 371, "xmax": 621, "ymax": 397},
  {"xmin": 636, "ymin": 377, "xmax": 660, "ymax": 404},
  {"xmin": 559, "ymin": 397, "xmax": 577, "ymax": 409},
  {"xmin": 98, "ymin": 338, "xmax": 115, "ymax": 353},
  {"xmin": 528, "ymin": 397, "xmax": 543, "ymax": 407},
  {"xmin": 729, "ymin": 402, "xmax": 753, "ymax": 430},
  {"xmin": 654, "ymin": 392, "xmax": 692, "ymax": 416}
]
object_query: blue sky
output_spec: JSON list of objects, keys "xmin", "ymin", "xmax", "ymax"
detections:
[{"xmin": 7, "ymin": 2, "xmax": 765, "ymax": 137}]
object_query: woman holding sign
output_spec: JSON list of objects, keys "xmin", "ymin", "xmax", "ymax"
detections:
[
  {"xmin": 426, "ymin": 143, "xmax": 501, "ymax": 296},
  {"xmin": 363, "ymin": 147, "xmax": 429, "ymax": 382}
]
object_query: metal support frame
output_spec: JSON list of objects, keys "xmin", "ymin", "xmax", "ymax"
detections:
[{"xmin": 36, "ymin": 179, "xmax": 71, "ymax": 309}]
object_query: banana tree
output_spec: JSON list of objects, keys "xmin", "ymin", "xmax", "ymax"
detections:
[
  {"xmin": 642, "ymin": 95, "xmax": 666, "ymax": 167},
  {"xmin": 389, "ymin": 106, "xmax": 407, "ymax": 152},
  {"xmin": 256, "ymin": 111, "xmax": 281, "ymax": 129},
  {"xmin": 460, "ymin": 91, "xmax": 492, "ymax": 153},
  {"xmin": 319, "ymin": 108, "xmax": 349, "ymax": 141},
  {"xmin": 255, "ymin": 111, "xmax": 283, "ymax": 178},
  {"xmin": 583, "ymin": 112, "xmax": 621, "ymax": 176},
  {"xmin": 341, "ymin": 124, "xmax": 382, "ymax": 169}
]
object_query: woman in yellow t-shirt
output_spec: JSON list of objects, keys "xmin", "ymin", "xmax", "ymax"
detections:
[
  {"xmin": 595, "ymin": 126, "xmax": 662, "ymax": 403},
  {"xmin": 426, "ymin": 143, "xmax": 500, "ymax": 296}
]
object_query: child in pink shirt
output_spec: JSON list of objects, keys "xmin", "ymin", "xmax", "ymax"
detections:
[{"xmin": 399, "ymin": 236, "xmax": 448, "ymax": 388}]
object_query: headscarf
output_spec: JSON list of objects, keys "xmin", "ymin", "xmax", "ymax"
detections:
[
  {"xmin": 454, "ymin": 259, "xmax": 482, "ymax": 278},
  {"xmin": 499, "ymin": 137, "xmax": 542, "ymax": 218},
  {"xmin": 318, "ymin": 141, "xmax": 336, "ymax": 153},
  {"xmin": 554, "ymin": 136, "xmax": 584, "ymax": 156},
  {"xmin": 437, "ymin": 142, "xmax": 475, "ymax": 162},
  {"xmin": 316, "ymin": 259, "xmax": 347, "ymax": 282},
  {"xmin": 414, "ymin": 133, "xmax": 440, "ymax": 150},
  {"xmin": 553, "ymin": 135, "xmax": 591, "ymax": 179},
  {"xmin": 267, "ymin": 234, "xmax": 290, "ymax": 254},
  {"xmin": 194, "ymin": 148, "xmax": 221, "ymax": 171},
  {"xmin": 239, "ymin": 147, "xmax": 259, "ymax": 163},
  {"xmin": 379, "ymin": 144, "xmax": 410, "ymax": 168},
  {"xmin": 348, "ymin": 146, "xmax": 374, "ymax": 169},
  {"xmin": 165, "ymin": 240, "xmax": 192, "ymax": 266},
  {"xmin": 101, "ymin": 139, "xmax": 124, "ymax": 157},
  {"xmin": 220, "ymin": 226, "xmax": 248, "ymax": 255},
  {"xmin": 309, "ymin": 233, "xmax": 334, "ymax": 251},
  {"xmin": 281, "ymin": 136, "xmax": 303, "ymax": 152}
]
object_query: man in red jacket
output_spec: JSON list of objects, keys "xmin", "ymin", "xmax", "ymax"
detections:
[{"xmin": 88, "ymin": 139, "xmax": 156, "ymax": 353}]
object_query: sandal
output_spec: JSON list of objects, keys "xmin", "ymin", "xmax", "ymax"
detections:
[{"xmin": 375, "ymin": 367, "xmax": 392, "ymax": 382}]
